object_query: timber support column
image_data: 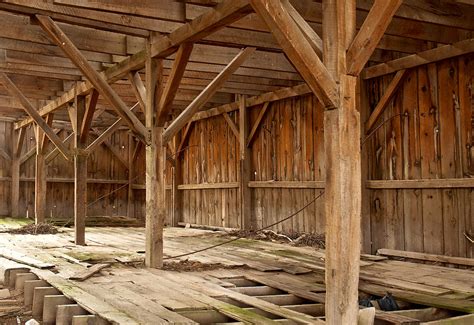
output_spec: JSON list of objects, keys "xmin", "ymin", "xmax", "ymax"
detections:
[
  {"xmin": 145, "ymin": 40, "xmax": 166, "ymax": 268},
  {"xmin": 239, "ymin": 95, "xmax": 254, "ymax": 230},
  {"xmin": 11, "ymin": 154, "xmax": 20, "ymax": 217},
  {"xmin": 323, "ymin": 76, "xmax": 361, "ymax": 324},
  {"xmin": 74, "ymin": 95, "xmax": 88, "ymax": 245},
  {"xmin": 322, "ymin": 1, "xmax": 360, "ymax": 324},
  {"xmin": 74, "ymin": 150, "xmax": 88, "ymax": 245},
  {"xmin": 11, "ymin": 128, "xmax": 24, "ymax": 218},
  {"xmin": 171, "ymin": 132, "xmax": 183, "ymax": 227},
  {"xmin": 34, "ymin": 125, "xmax": 48, "ymax": 224}
]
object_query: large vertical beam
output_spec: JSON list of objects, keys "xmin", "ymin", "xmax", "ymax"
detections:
[
  {"xmin": 11, "ymin": 128, "xmax": 23, "ymax": 218},
  {"xmin": 127, "ymin": 135, "xmax": 135, "ymax": 219},
  {"xmin": 171, "ymin": 130, "xmax": 182, "ymax": 227},
  {"xmin": 34, "ymin": 126, "xmax": 47, "ymax": 224},
  {"xmin": 145, "ymin": 41, "xmax": 166, "ymax": 268},
  {"xmin": 74, "ymin": 95, "xmax": 87, "ymax": 245},
  {"xmin": 322, "ymin": 1, "xmax": 361, "ymax": 324},
  {"xmin": 239, "ymin": 95, "xmax": 254, "ymax": 229}
]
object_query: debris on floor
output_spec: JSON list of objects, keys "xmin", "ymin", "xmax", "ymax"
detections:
[
  {"xmin": 226, "ymin": 229, "xmax": 326, "ymax": 249},
  {"xmin": 7, "ymin": 223, "xmax": 58, "ymax": 235},
  {"xmin": 162, "ymin": 259, "xmax": 247, "ymax": 272},
  {"xmin": 49, "ymin": 215, "xmax": 144, "ymax": 228}
]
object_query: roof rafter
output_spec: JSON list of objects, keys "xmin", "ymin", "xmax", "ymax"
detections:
[
  {"xmin": 14, "ymin": 0, "xmax": 253, "ymax": 130},
  {"xmin": 35, "ymin": 14, "xmax": 148, "ymax": 142},
  {"xmin": 162, "ymin": 47, "xmax": 256, "ymax": 143}
]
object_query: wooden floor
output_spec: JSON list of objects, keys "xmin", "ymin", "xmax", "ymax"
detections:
[{"xmin": 0, "ymin": 226, "xmax": 473, "ymax": 324}]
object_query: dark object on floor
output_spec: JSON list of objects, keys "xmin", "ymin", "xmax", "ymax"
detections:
[{"xmin": 378, "ymin": 293, "xmax": 399, "ymax": 311}]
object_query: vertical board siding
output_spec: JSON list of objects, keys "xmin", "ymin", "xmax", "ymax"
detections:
[
  {"xmin": 0, "ymin": 123, "xmax": 137, "ymax": 220},
  {"xmin": 366, "ymin": 54, "xmax": 474, "ymax": 257},
  {"xmin": 179, "ymin": 94, "xmax": 326, "ymax": 234},
  {"xmin": 0, "ymin": 54, "xmax": 472, "ymax": 258}
]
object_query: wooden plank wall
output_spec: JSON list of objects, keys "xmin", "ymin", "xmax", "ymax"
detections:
[
  {"xmin": 0, "ymin": 121, "xmax": 135, "ymax": 220},
  {"xmin": 366, "ymin": 54, "xmax": 474, "ymax": 258},
  {"xmin": 0, "ymin": 54, "xmax": 472, "ymax": 258},
  {"xmin": 0, "ymin": 121, "xmax": 12, "ymax": 216},
  {"xmin": 181, "ymin": 111, "xmax": 241, "ymax": 228},
  {"xmin": 179, "ymin": 94, "xmax": 326, "ymax": 233}
]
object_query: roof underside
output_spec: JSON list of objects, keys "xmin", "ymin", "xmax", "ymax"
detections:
[{"xmin": 0, "ymin": 0, "xmax": 473, "ymax": 128}]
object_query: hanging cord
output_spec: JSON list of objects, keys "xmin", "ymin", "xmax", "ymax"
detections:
[
  {"xmin": 167, "ymin": 144, "xmax": 200, "ymax": 160},
  {"xmin": 87, "ymin": 175, "xmax": 141, "ymax": 208},
  {"xmin": 360, "ymin": 113, "xmax": 404, "ymax": 148},
  {"xmin": 163, "ymin": 190, "xmax": 325, "ymax": 260}
]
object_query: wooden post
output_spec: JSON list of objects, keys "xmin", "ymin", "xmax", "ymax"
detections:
[
  {"xmin": 127, "ymin": 135, "xmax": 135, "ymax": 219},
  {"xmin": 359, "ymin": 78, "xmax": 372, "ymax": 254},
  {"xmin": 34, "ymin": 126, "xmax": 46, "ymax": 224},
  {"xmin": 74, "ymin": 95, "xmax": 87, "ymax": 245},
  {"xmin": 11, "ymin": 129, "xmax": 23, "ymax": 218},
  {"xmin": 322, "ymin": 1, "xmax": 361, "ymax": 324},
  {"xmin": 171, "ymin": 131, "xmax": 183, "ymax": 227},
  {"xmin": 239, "ymin": 95, "xmax": 254, "ymax": 229},
  {"xmin": 145, "ymin": 41, "xmax": 165, "ymax": 268}
]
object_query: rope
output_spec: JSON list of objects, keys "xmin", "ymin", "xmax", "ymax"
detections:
[
  {"xmin": 163, "ymin": 190, "xmax": 325, "ymax": 260},
  {"xmin": 360, "ymin": 113, "xmax": 404, "ymax": 148},
  {"xmin": 87, "ymin": 175, "xmax": 141, "ymax": 208}
]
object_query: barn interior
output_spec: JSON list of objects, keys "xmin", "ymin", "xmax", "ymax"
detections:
[{"xmin": 0, "ymin": 0, "xmax": 473, "ymax": 324}]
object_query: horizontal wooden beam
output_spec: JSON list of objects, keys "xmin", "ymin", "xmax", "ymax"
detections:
[
  {"xmin": 377, "ymin": 248, "xmax": 474, "ymax": 267},
  {"xmin": 193, "ymin": 83, "xmax": 311, "ymax": 122},
  {"xmin": 362, "ymin": 38, "xmax": 474, "ymax": 79},
  {"xmin": 178, "ymin": 182, "xmax": 239, "ymax": 190},
  {"xmin": 248, "ymin": 180, "xmax": 325, "ymax": 189},
  {"xmin": 0, "ymin": 176, "xmax": 130, "ymax": 185},
  {"xmin": 366, "ymin": 178, "xmax": 474, "ymax": 189}
]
